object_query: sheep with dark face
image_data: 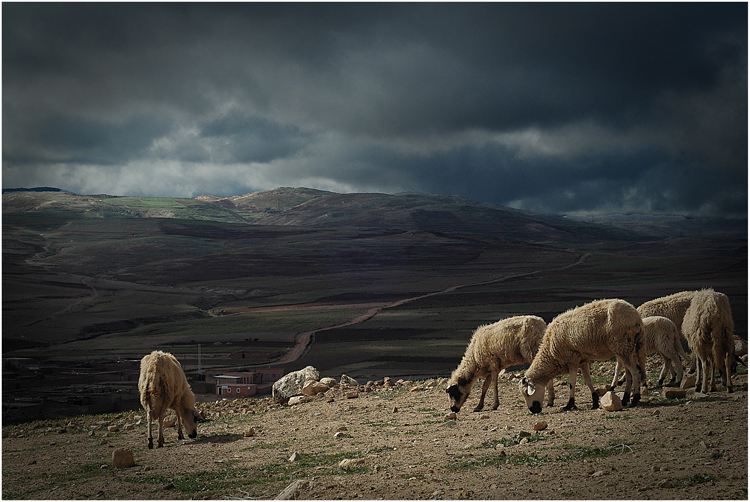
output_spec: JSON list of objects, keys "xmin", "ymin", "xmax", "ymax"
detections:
[
  {"xmin": 138, "ymin": 350, "xmax": 201, "ymax": 449},
  {"xmin": 520, "ymin": 299, "xmax": 647, "ymax": 413},
  {"xmin": 682, "ymin": 288, "xmax": 735, "ymax": 393},
  {"xmin": 446, "ymin": 315, "xmax": 553, "ymax": 413}
]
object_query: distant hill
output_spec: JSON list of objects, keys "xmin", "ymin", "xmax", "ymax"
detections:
[{"xmin": 2, "ymin": 186, "xmax": 72, "ymax": 194}]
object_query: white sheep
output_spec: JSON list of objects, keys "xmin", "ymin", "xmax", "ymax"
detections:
[
  {"xmin": 682, "ymin": 288, "xmax": 735, "ymax": 393},
  {"xmin": 613, "ymin": 315, "xmax": 689, "ymax": 387},
  {"xmin": 138, "ymin": 350, "xmax": 202, "ymax": 449},
  {"xmin": 637, "ymin": 290, "xmax": 697, "ymax": 332},
  {"xmin": 446, "ymin": 315, "xmax": 554, "ymax": 412},
  {"xmin": 520, "ymin": 299, "xmax": 646, "ymax": 413}
]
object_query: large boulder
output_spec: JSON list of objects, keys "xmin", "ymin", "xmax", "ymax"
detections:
[{"xmin": 273, "ymin": 366, "xmax": 320, "ymax": 403}]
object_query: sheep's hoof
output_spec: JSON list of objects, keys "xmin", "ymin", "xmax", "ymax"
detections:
[
  {"xmin": 590, "ymin": 392, "xmax": 599, "ymax": 410},
  {"xmin": 621, "ymin": 392, "xmax": 631, "ymax": 406},
  {"xmin": 629, "ymin": 393, "xmax": 640, "ymax": 407},
  {"xmin": 148, "ymin": 439, "xmax": 153, "ymax": 450},
  {"xmin": 178, "ymin": 433, "xmax": 184, "ymax": 440},
  {"xmin": 563, "ymin": 398, "xmax": 576, "ymax": 411},
  {"xmin": 657, "ymin": 378, "xmax": 665, "ymax": 386},
  {"xmin": 472, "ymin": 406, "xmax": 483, "ymax": 412}
]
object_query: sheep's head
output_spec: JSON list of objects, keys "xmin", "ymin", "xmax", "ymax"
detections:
[
  {"xmin": 179, "ymin": 408, "xmax": 202, "ymax": 439},
  {"xmin": 520, "ymin": 377, "xmax": 544, "ymax": 414},
  {"xmin": 446, "ymin": 376, "xmax": 471, "ymax": 413}
]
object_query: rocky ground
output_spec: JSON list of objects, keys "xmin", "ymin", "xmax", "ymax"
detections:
[{"xmin": 2, "ymin": 358, "xmax": 747, "ymax": 500}]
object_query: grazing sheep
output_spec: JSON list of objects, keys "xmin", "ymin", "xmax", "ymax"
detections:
[
  {"xmin": 446, "ymin": 315, "xmax": 554, "ymax": 412},
  {"xmin": 637, "ymin": 290, "xmax": 697, "ymax": 332},
  {"xmin": 138, "ymin": 350, "xmax": 201, "ymax": 449},
  {"xmin": 520, "ymin": 299, "xmax": 646, "ymax": 413},
  {"xmin": 614, "ymin": 316, "xmax": 689, "ymax": 387},
  {"xmin": 682, "ymin": 289, "xmax": 735, "ymax": 393}
]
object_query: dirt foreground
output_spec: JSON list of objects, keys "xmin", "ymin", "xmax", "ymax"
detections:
[{"xmin": 2, "ymin": 359, "xmax": 747, "ymax": 500}]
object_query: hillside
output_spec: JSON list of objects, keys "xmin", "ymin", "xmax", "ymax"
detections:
[{"xmin": 3, "ymin": 187, "xmax": 747, "ymax": 423}]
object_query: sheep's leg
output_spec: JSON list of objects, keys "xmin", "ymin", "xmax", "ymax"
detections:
[
  {"xmin": 177, "ymin": 413, "xmax": 184, "ymax": 440},
  {"xmin": 610, "ymin": 359, "xmax": 622, "ymax": 391},
  {"xmin": 490, "ymin": 368, "xmax": 500, "ymax": 411},
  {"xmin": 563, "ymin": 363, "xmax": 578, "ymax": 411},
  {"xmin": 545, "ymin": 380, "xmax": 555, "ymax": 407},
  {"xmin": 620, "ymin": 353, "xmax": 642, "ymax": 407},
  {"xmin": 658, "ymin": 356, "xmax": 670, "ymax": 386},
  {"xmin": 146, "ymin": 405, "xmax": 154, "ymax": 450},
  {"xmin": 474, "ymin": 377, "xmax": 491, "ymax": 412},
  {"xmin": 579, "ymin": 361, "xmax": 599, "ymax": 409},
  {"xmin": 157, "ymin": 413, "xmax": 165, "ymax": 448},
  {"xmin": 695, "ymin": 357, "xmax": 704, "ymax": 393},
  {"xmin": 724, "ymin": 352, "xmax": 734, "ymax": 393},
  {"xmin": 708, "ymin": 357, "xmax": 718, "ymax": 392}
]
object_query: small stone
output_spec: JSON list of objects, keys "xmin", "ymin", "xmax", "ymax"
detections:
[
  {"xmin": 107, "ymin": 425, "xmax": 120, "ymax": 433},
  {"xmin": 336, "ymin": 426, "xmax": 348, "ymax": 432},
  {"xmin": 662, "ymin": 388, "xmax": 686, "ymax": 399},
  {"xmin": 123, "ymin": 424, "xmax": 134, "ymax": 431},
  {"xmin": 658, "ymin": 479, "xmax": 673, "ymax": 489},
  {"xmin": 591, "ymin": 470, "xmax": 605, "ymax": 477},
  {"xmin": 346, "ymin": 391, "xmax": 359, "ymax": 399},
  {"xmin": 163, "ymin": 483, "xmax": 175, "ymax": 490},
  {"xmin": 112, "ymin": 448, "xmax": 135, "ymax": 468},
  {"xmin": 518, "ymin": 431, "xmax": 532, "ymax": 437},
  {"xmin": 244, "ymin": 427, "xmax": 256, "ymax": 437},
  {"xmin": 163, "ymin": 415, "xmax": 177, "ymax": 427},
  {"xmin": 339, "ymin": 458, "xmax": 365, "ymax": 470},
  {"xmin": 383, "ymin": 376, "xmax": 395, "ymax": 387},
  {"xmin": 444, "ymin": 412, "xmax": 457, "ymax": 421},
  {"xmin": 334, "ymin": 431, "xmax": 348, "ymax": 439},
  {"xmin": 533, "ymin": 421, "xmax": 548, "ymax": 431},
  {"xmin": 601, "ymin": 391, "xmax": 622, "ymax": 411},
  {"xmin": 651, "ymin": 410, "xmax": 660, "ymax": 416},
  {"xmin": 288, "ymin": 395, "xmax": 313, "ymax": 406},
  {"xmin": 392, "ymin": 406, "xmax": 398, "ymax": 413},
  {"xmin": 519, "ymin": 438, "xmax": 529, "ymax": 445},
  {"xmin": 276, "ymin": 479, "xmax": 310, "ymax": 500},
  {"xmin": 479, "ymin": 414, "xmax": 489, "ymax": 420},
  {"xmin": 340, "ymin": 374, "xmax": 359, "ymax": 387},
  {"xmin": 680, "ymin": 375, "xmax": 697, "ymax": 389},
  {"xmin": 288, "ymin": 452, "xmax": 301, "ymax": 462},
  {"xmin": 410, "ymin": 385, "xmax": 424, "ymax": 392},
  {"xmin": 302, "ymin": 380, "xmax": 329, "ymax": 396}
]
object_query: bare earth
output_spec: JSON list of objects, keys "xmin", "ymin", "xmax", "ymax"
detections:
[{"xmin": 2, "ymin": 359, "xmax": 747, "ymax": 500}]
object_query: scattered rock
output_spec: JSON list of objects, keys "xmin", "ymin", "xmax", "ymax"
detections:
[
  {"xmin": 340, "ymin": 374, "xmax": 359, "ymax": 387},
  {"xmin": 392, "ymin": 406, "xmax": 398, "ymax": 413},
  {"xmin": 319, "ymin": 377, "xmax": 338, "ymax": 388},
  {"xmin": 336, "ymin": 426, "xmax": 348, "ymax": 432},
  {"xmin": 273, "ymin": 366, "xmax": 320, "ymax": 403},
  {"xmin": 680, "ymin": 375, "xmax": 697, "ymax": 389},
  {"xmin": 339, "ymin": 458, "xmax": 365, "ymax": 470},
  {"xmin": 410, "ymin": 385, "xmax": 424, "ymax": 392},
  {"xmin": 288, "ymin": 452, "xmax": 301, "ymax": 462},
  {"xmin": 383, "ymin": 376, "xmax": 395, "ymax": 387},
  {"xmin": 302, "ymin": 380, "xmax": 329, "ymax": 396},
  {"xmin": 112, "ymin": 448, "xmax": 135, "ymax": 468},
  {"xmin": 275, "ymin": 479, "xmax": 310, "ymax": 500},
  {"xmin": 518, "ymin": 431, "xmax": 532, "ymax": 437},
  {"xmin": 243, "ymin": 427, "xmax": 256, "ymax": 437},
  {"xmin": 601, "ymin": 391, "xmax": 622, "ymax": 411},
  {"xmin": 107, "ymin": 425, "xmax": 120, "ymax": 433},
  {"xmin": 345, "ymin": 391, "xmax": 359, "ymax": 399},
  {"xmin": 163, "ymin": 483, "xmax": 175, "ymax": 490},
  {"xmin": 163, "ymin": 415, "xmax": 177, "ymax": 427},
  {"xmin": 288, "ymin": 395, "xmax": 313, "ymax": 406},
  {"xmin": 662, "ymin": 388, "xmax": 686, "ymax": 399},
  {"xmin": 519, "ymin": 438, "xmax": 529, "ymax": 445},
  {"xmin": 334, "ymin": 431, "xmax": 348, "ymax": 439},
  {"xmin": 658, "ymin": 479, "xmax": 673, "ymax": 489},
  {"xmin": 595, "ymin": 385, "xmax": 611, "ymax": 396},
  {"xmin": 444, "ymin": 412, "xmax": 457, "ymax": 421},
  {"xmin": 591, "ymin": 470, "xmax": 605, "ymax": 477},
  {"xmin": 533, "ymin": 421, "xmax": 548, "ymax": 431},
  {"xmin": 122, "ymin": 424, "xmax": 134, "ymax": 431},
  {"xmin": 479, "ymin": 414, "xmax": 489, "ymax": 420}
]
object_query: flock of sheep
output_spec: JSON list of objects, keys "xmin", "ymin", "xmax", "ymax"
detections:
[
  {"xmin": 446, "ymin": 288, "xmax": 737, "ymax": 415},
  {"xmin": 136, "ymin": 288, "xmax": 736, "ymax": 449}
]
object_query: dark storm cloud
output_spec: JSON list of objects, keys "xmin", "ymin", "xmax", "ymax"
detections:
[{"xmin": 2, "ymin": 3, "xmax": 746, "ymax": 217}]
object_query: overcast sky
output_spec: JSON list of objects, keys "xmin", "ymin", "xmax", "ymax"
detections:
[{"xmin": 3, "ymin": 3, "xmax": 747, "ymax": 217}]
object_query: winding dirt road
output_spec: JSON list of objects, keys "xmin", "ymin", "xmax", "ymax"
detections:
[{"xmin": 267, "ymin": 252, "xmax": 591, "ymax": 365}]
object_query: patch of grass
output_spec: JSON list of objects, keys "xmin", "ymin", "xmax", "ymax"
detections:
[
  {"xmin": 507, "ymin": 453, "xmax": 548, "ymax": 467},
  {"xmin": 480, "ymin": 433, "xmax": 543, "ymax": 449},
  {"xmin": 673, "ymin": 473, "xmax": 716, "ymax": 487}
]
